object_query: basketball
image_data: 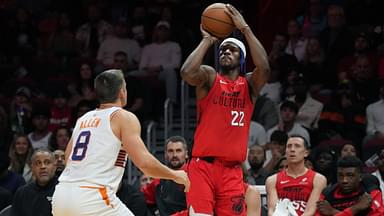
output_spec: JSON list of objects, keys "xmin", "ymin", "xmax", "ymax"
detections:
[{"xmin": 201, "ymin": 3, "xmax": 235, "ymax": 38}]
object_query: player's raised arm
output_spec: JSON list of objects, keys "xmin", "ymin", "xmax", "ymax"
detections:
[
  {"xmin": 116, "ymin": 110, "xmax": 190, "ymax": 191},
  {"xmin": 225, "ymin": 4, "xmax": 270, "ymax": 101},
  {"xmin": 180, "ymin": 26, "xmax": 217, "ymax": 88}
]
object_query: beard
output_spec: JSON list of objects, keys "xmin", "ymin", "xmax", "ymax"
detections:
[
  {"xmin": 166, "ymin": 160, "xmax": 184, "ymax": 170},
  {"xmin": 249, "ymin": 162, "xmax": 264, "ymax": 171}
]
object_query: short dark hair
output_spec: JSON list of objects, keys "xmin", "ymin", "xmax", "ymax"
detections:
[
  {"xmin": 31, "ymin": 148, "xmax": 55, "ymax": 163},
  {"xmin": 280, "ymin": 100, "xmax": 299, "ymax": 114},
  {"xmin": 94, "ymin": 69, "xmax": 125, "ymax": 104},
  {"xmin": 337, "ymin": 156, "xmax": 362, "ymax": 171},
  {"xmin": 165, "ymin": 136, "xmax": 188, "ymax": 151},
  {"xmin": 270, "ymin": 130, "xmax": 288, "ymax": 145},
  {"xmin": 114, "ymin": 51, "xmax": 127, "ymax": 58},
  {"xmin": 289, "ymin": 134, "xmax": 309, "ymax": 149}
]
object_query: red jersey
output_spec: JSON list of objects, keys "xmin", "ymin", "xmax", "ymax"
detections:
[
  {"xmin": 193, "ymin": 73, "xmax": 254, "ymax": 162},
  {"xmin": 276, "ymin": 169, "xmax": 316, "ymax": 216}
]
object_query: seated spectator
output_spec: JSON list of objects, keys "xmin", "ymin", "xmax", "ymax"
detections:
[
  {"xmin": 263, "ymin": 130, "xmax": 288, "ymax": 173},
  {"xmin": 141, "ymin": 136, "xmax": 188, "ymax": 215},
  {"xmin": 338, "ymin": 32, "xmax": 377, "ymax": 83},
  {"xmin": 296, "ymin": 0, "xmax": 326, "ymax": 38},
  {"xmin": 246, "ymin": 144, "xmax": 268, "ymax": 185},
  {"xmin": 248, "ymin": 121, "xmax": 267, "ymax": 147},
  {"xmin": 48, "ymin": 127, "xmax": 71, "ymax": 151},
  {"xmin": 312, "ymin": 147, "xmax": 338, "ymax": 185},
  {"xmin": 319, "ymin": 4, "xmax": 354, "ymax": 88},
  {"xmin": 53, "ymin": 149, "xmax": 65, "ymax": 178},
  {"xmin": 28, "ymin": 106, "xmax": 52, "ymax": 150},
  {"xmin": 271, "ymin": 156, "xmax": 288, "ymax": 174},
  {"xmin": 132, "ymin": 21, "xmax": 181, "ymax": 103},
  {"xmin": 347, "ymin": 55, "xmax": 380, "ymax": 107},
  {"xmin": 285, "ymin": 19, "xmax": 308, "ymax": 62},
  {"xmin": 117, "ymin": 179, "xmax": 149, "ymax": 216},
  {"xmin": 72, "ymin": 99, "xmax": 97, "ymax": 123},
  {"xmin": 292, "ymin": 76, "xmax": 323, "ymax": 130},
  {"xmin": 48, "ymin": 90, "xmax": 72, "ymax": 132},
  {"xmin": 113, "ymin": 51, "xmax": 148, "ymax": 122},
  {"xmin": 339, "ymin": 142, "xmax": 358, "ymax": 158},
  {"xmin": 259, "ymin": 68, "xmax": 282, "ymax": 105},
  {"xmin": 9, "ymin": 86, "xmax": 33, "ymax": 134},
  {"xmin": 251, "ymin": 94, "xmax": 279, "ymax": 131},
  {"xmin": 67, "ymin": 61, "xmax": 97, "ymax": 108},
  {"xmin": 371, "ymin": 149, "xmax": 384, "ymax": 201},
  {"xmin": 316, "ymin": 156, "xmax": 384, "ymax": 216},
  {"xmin": 0, "ymin": 153, "xmax": 25, "ymax": 195},
  {"xmin": 75, "ymin": 4, "xmax": 112, "ymax": 58},
  {"xmin": 139, "ymin": 173, "xmax": 154, "ymax": 191},
  {"xmin": 266, "ymin": 100, "xmax": 311, "ymax": 146},
  {"xmin": 365, "ymin": 81, "xmax": 384, "ymax": 143},
  {"xmin": 11, "ymin": 149, "xmax": 58, "ymax": 216},
  {"xmin": 50, "ymin": 12, "xmax": 77, "ymax": 66},
  {"xmin": 318, "ymin": 83, "xmax": 366, "ymax": 144},
  {"xmin": 281, "ymin": 69, "xmax": 300, "ymax": 101},
  {"xmin": 8, "ymin": 134, "xmax": 33, "ymax": 183},
  {"xmin": 268, "ymin": 32, "xmax": 299, "ymax": 81},
  {"xmin": 97, "ymin": 18, "xmax": 141, "ymax": 71},
  {"xmin": 266, "ymin": 135, "xmax": 326, "ymax": 216},
  {"xmin": 301, "ymin": 36, "xmax": 325, "ymax": 89}
]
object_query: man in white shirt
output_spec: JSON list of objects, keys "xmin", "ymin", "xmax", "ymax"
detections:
[
  {"xmin": 365, "ymin": 82, "xmax": 384, "ymax": 142},
  {"xmin": 97, "ymin": 19, "xmax": 141, "ymax": 71},
  {"xmin": 133, "ymin": 21, "xmax": 181, "ymax": 103},
  {"xmin": 267, "ymin": 100, "xmax": 311, "ymax": 147},
  {"xmin": 291, "ymin": 77, "xmax": 323, "ymax": 130}
]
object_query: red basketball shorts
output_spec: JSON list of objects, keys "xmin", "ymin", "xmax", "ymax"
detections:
[{"xmin": 186, "ymin": 157, "xmax": 246, "ymax": 215}]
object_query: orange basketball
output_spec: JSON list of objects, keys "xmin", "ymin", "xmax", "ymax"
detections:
[{"xmin": 201, "ymin": 3, "xmax": 235, "ymax": 38}]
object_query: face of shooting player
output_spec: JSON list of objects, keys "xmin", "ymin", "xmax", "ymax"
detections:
[
  {"xmin": 285, "ymin": 137, "xmax": 309, "ymax": 164},
  {"xmin": 164, "ymin": 141, "xmax": 188, "ymax": 170},
  {"xmin": 219, "ymin": 42, "xmax": 242, "ymax": 73},
  {"xmin": 337, "ymin": 166, "xmax": 361, "ymax": 194}
]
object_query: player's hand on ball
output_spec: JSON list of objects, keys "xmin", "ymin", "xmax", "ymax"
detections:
[
  {"xmin": 200, "ymin": 24, "xmax": 218, "ymax": 44},
  {"xmin": 173, "ymin": 170, "xmax": 190, "ymax": 192},
  {"xmin": 224, "ymin": 4, "xmax": 248, "ymax": 32}
]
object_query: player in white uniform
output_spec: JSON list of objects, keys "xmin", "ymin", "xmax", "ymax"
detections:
[{"xmin": 52, "ymin": 69, "xmax": 189, "ymax": 216}]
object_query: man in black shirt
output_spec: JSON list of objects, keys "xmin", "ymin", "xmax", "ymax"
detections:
[
  {"xmin": 141, "ymin": 136, "xmax": 188, "ymax": 216},
  {"xmin": 316, "ymin": 156, "xmax": 384, "ymax": 216},
  {"xmin": 11, "ymin": 149, "xmax": 58, "ymax": 216}
]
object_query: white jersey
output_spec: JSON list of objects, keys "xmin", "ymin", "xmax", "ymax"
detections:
[{"xmin": 59, "ymin": 107, "xmax": 127, "ymax": 192}]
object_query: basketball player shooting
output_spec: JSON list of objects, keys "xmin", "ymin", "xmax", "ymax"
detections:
[{"xmin": 180, "ymin": 4, "xmax": 270, "ymax": 216}]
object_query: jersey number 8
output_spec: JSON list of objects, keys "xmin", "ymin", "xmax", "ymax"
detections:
[{"xmin": 71, "ymin": 131, "xmax": 91, "ymax": 161}]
